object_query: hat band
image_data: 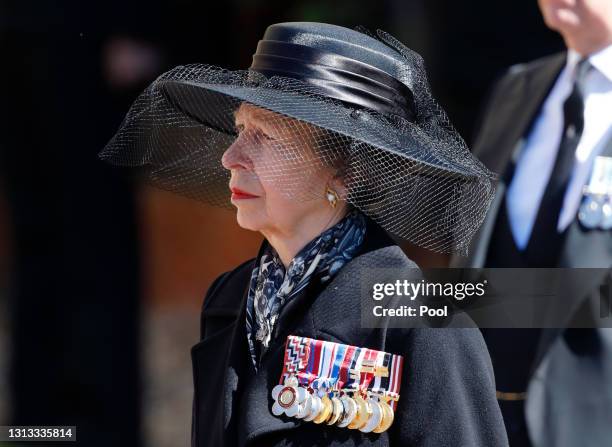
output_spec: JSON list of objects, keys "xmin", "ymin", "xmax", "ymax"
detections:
[{"xmin": 250, "ymin": 40, "xmax": 416, "ymax": 121}]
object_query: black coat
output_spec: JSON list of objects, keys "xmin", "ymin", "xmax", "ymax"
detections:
[{"xmin": 191, "ymin": 221, "xmax": 509, "ymax": 446}]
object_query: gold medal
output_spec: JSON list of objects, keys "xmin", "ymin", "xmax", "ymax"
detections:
[
  {"xmin": 360, "ymin": 398, "xmax": 383, "ymax": 433},
  {"xmin": 313, "ymin": 394, "xmax": 332, "ymax": 424},
  {"xmin": 348, "ymin": 394, "xmax": 371, "ymax": 429},
  {"xmin": 373, "ymin": 399, "xmax": 395, "ymax": 433},
  {"xmin": 326, "ymin": 396, "xmax": 344, "ymax": 425}
]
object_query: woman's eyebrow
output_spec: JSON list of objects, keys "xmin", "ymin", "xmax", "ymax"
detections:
[
  {"xmin": 233, "ymin": 109, "xmax": 246, "ymax": 126},
  {"xmin": 234, "ymin": 109, "xmax": 264, "ymax": 127},
  {"xmin": 235, "ymin": 111, "xmax": 281, "ymax": 138}
]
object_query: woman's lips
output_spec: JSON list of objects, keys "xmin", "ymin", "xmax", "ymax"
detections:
[{"xmin": 230, "ymin": 187, "xmax": 259, "ymax": 200}]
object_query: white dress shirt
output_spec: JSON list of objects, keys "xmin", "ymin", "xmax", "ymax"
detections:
[{"xmin": 506, "ymin": 44, "xmax": 612, "ymax": 249}]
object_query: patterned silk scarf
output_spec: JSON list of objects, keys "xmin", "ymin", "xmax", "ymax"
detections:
[{"xmin": 245, "ymin": 210, "xmax": 367, "ymax": 370}]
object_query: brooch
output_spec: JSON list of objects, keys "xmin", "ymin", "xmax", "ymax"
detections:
[{"xmin": 270, "ymin": 335, "xmax": 403, "ymax": 433}]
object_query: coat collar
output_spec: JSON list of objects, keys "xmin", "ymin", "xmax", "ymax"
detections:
[
  {"xmin": 582, "ymin": 43, "xmax": 612, "ymax": 83},
  {"xmin": 254, "ymin": 215, "xmax": 396, "ymax": 348}
]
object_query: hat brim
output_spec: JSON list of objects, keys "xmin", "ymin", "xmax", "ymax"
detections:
[{"xmin": 161, "ymin": 79, "xmax": 489, "ymax": 182}]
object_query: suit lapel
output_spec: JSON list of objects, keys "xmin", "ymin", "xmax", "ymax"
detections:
[
  {"xmin": 459, "ymin": 53, "xmax": 566, "ymax": 268},
  {"xmin": 478, "ymin": 53, "xmax": 565, "ymax": 175}
]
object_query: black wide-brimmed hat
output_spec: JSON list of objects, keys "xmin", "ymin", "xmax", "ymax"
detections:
[{"xmin": 100, "ymin": 22, "xmax": 496, "ymax": 254}]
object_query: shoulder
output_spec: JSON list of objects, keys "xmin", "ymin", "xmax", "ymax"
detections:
[
  {"xmin": 492, "ymin": 51, "xmax": 566, "ymax": 92},
  {"xmin": 309, "ymin": 242, "xmax": 420, "ymax": 339},
  {"xmin": 318, "ymin": 243, "xmax": 419, "ymax": 302},
  {"xmin": 349, "ymin": 244, "xmax": 418, "ymax": 270},
  {"xmin": 506, "ymin": 51, "xmax": 566, "ymax": 77},
  {"xmin": 194, "ymin": 259, "xmax": 253, "ymax": 346},
  {"xmin": 201, "ymin": 258, "xmax": 255, "ymax": 314},
  {"xmin": 471, "ymin": 51, "xmax": 566, "ymax": 161},
  {"xmin": 198, "ymin": 258, "xmax": 255, "ymax": 340}
]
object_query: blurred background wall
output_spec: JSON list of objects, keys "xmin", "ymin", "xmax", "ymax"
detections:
[{"xmin": 0, "ymin": 1, "xmax": 563, "ymax": 446}]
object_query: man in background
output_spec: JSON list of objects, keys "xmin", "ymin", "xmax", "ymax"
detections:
[{"xmin": 454, "ymin": 0, "xmax": 612, "ymax": 445}]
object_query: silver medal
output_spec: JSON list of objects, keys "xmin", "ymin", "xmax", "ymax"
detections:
[
  {"xmin": 601, "ymin": 201, "xmax": 612, "ymax": 230},
  {"xmin": 579, "ymin": 195, "xmax": 603, "ymax": 229},
  {"xmin": 296, "ymin": 391, "xmax": 313, "ymax": 419},
  {"xmin": 303, "ymin": 394, "xmax": 322, "ymax": 422},
  {"xmin": 580, "ymin": 156, "xmax": 612, "ymax": 229}
]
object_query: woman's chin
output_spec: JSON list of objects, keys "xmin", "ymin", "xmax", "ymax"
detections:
[{"xmin": 235, "ymin": 209, "xmax": 265, "ymax": 232}]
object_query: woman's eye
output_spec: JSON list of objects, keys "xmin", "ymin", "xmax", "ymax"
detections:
[
  {"xmin": 257, "ymin": 128, "xmax": 276, "ymax": 142},
  {"xmin": 260, "ymin": 132, "xmax": 275, "ymax": 142},
  {"xmin": 235, "ymin": 123, "xmax": 275, "ymax": 142}
]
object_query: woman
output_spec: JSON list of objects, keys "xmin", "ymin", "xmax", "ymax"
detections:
[{"xmin": 101, "ymin": 22, "xmax": 507, "ymax": 446}]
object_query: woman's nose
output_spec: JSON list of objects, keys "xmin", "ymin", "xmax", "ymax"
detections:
[{"xmin": 221, "ymin": 136, "xmax": 252, "ymax": 170}]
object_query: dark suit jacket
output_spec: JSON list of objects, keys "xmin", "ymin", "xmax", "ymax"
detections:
[
  {"xmin": 452, "ymin": 52, "xmax": 612, "ymax": 446},
  {"xmin": 191, "ymin": 221, "xmax": 508, "ymax": 446}
]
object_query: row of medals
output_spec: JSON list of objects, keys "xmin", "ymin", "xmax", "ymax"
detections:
[
  {"xmin": 578, "ymin": 157, "xmax": 612, "ymax": 230},
  {"xmin": 272, "ymin": 376, "xmax": 396, "ymax": 433},
  {"xmin": 578, "ymin": 193, "xmax": 612, "ymax": 229}
]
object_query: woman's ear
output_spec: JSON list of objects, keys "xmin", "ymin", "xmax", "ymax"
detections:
[{"xmin": 329, "ymin": 173, "xmax": 348, "ymax": 201}]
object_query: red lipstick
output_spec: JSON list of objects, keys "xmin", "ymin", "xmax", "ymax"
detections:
[{"xmin": 230, "ymin": 187, "xmax": 259, "ymax": 200}]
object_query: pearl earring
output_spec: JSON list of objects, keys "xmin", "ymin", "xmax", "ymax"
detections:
[{"xmin": 326, "ymin": 186, "xmax": 339, "ymax": 208}]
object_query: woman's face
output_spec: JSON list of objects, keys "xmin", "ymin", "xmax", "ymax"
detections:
[{"xmin": 221, "ymin": 103, "xmax": 346, "ymax": 236}]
